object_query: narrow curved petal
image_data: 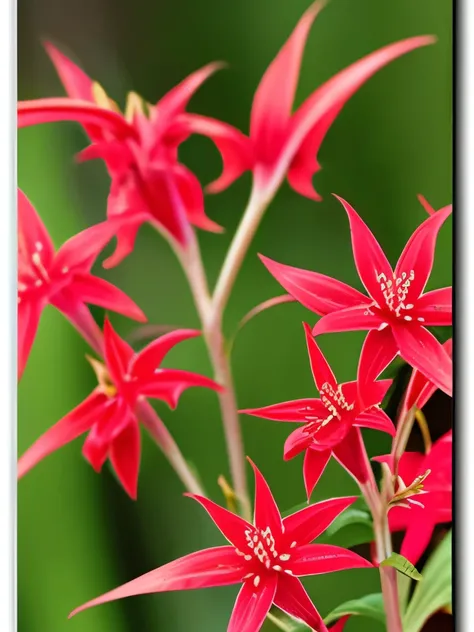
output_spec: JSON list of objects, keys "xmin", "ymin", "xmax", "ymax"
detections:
[
  {"xmin": 109, "ymin": 421, "xmax": 141, "ymax": 499},
  {"xmin": 417, "ymin": 194, "xmax": 437, "ymax": 216},
  {"xmin": 283, "ymin": 496, "xmax": 357, "ymax": 546},
  {"xmin": 102, "ymin": 216, "xmax": 147, "ymax": 269},
  {"xmin": 400, "ymin": 521, "xmax": 434, "ymax": 566},
  {"xmin": 54, "ymin": 220, "xmax": 118, "ymax": 272},
  {"xmin": 18, "ymin": 189, "xmax": 55, "ymax": 265},
  {"xmin": 303, "ymin": 322, "xmax": 337, "ymax": 390},
  {"xmin": 273, "ymin": 574, "xmax": 327, "ymax": 632},
  {"xmin": 354, "ymin": 408, "xmax": 395, "ymax": 436},
  {"xmin": 18, "ymin": 299, "xmax": 44, "ymax": 380},
  {"xmin": 312, "ymin": 305, "xmax": 382, "ymax": 336},
  {"xmin": 70, "ymin": 547, "xmax": 246, "ymax": 618},
  {"xmin": 289, "ymin": 543, "xmax": 372, "ymax": 576},
  {"xmin": 329, "ymin": 616, "xmax": 351, "ymax": 632},
  {"xmin": 284, "ymin": 427, "xmax": 313, "ymax": 461},
  {"xmin": 248, "ymin": 458, "xmax": 283, "ymax": 534},
  {"xmin": 404, "ymin": 338, "xmax": 452, "ymax": 410},
  {"xmin": 332, "ymin": 428, "xmax": 372, "ymax": 484},
  {"xmin": 303, "ymin": 448, "xmax": 331, "ymax": 498},
  {"xmin": 241, "ymin": 398, "xmax": 327, "ymax": 423},
  {"xmin": 103, "ymin": 318, "xmax": 135, "ymax": 384},
  {"xmin": 138, "ymin": 369, "xmax": 222, "ymax": 409},
  {"xmin": 130, "ymin": 329, "xmax": 201, "ymax": 377},
  {"xmin": 173, "ymin": 164, "xmax": 223, "ymax": 232},
  {"xmin": 45, "ymin": 42, "xmax": 94, "ymax": 101},
  {"xmin": 259, "ymin": 255, "xmax": 367, "ymax": 315},
  {"xmin": 69, "ymin": 273, "xmax": 146, "ymax": 322},
  {"xmin": 413, "ymin": 287, "xmax": 452, "ymax": 326},
  {"xmin": 393, "ymin": 324, "xmax": 452, "ymax": 397},
  {"xmin": 395, "ymin": 205, "xmax": 452, "ymax": 302},
  {"xmin": 18, "ymin": 98, "xmax": 135, "ymax": 138},
  {"xmin": 185, "ymin": 494, "xmax": 252, "ymax": 552},
  {"xmin": 82, "ymin": 399, "xmax": 131, "ymax": 471},
  {"xmin": 250, "ymin": 2, "xmax": 324, "ymax": 161},
  {"xmin": 356, "ymin": 328, "xmax": 398, "ymax": 407},
  {"xmin": 18, "ymin": 391, "xmax": 104, "ymax": 478},
  {"xmin": 228, "ymin": 575, "xmax": 278, "ymax": 632}
]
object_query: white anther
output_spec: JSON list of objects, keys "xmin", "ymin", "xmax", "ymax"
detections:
[
  {"xmin": 378, "ymin": 322, "xmax": 389, "ymax": 331},
  {"xmin": 34, "ymin": 280, "xmax": 42, "ymax": 287},
  {"xmin": 61, "ymin": 266, "xmax": 69, "ymax": 274},
  {"xmin": 417, "ymin": 317, "xmax": 425, "ymax": 322},
  {"xmin": 35, "ymin": 241, "xmax": 43, "ymax": 251},
  {"xmin": 273, "ymin": 565, "xmax": 282, "ymax": 571},
  {"xmin": 284, "ymin": 569, "xmax": 294, "ymax": 575},
  {"xmin": 290, "ymin": 541, "xmax": 297, "ymax": 548},
  {"xmin": 279, "ymin": 554, "xmax": 291, "ymax": 561},
  {"xmin": 404, "ymin": 315, "xmax": 413, "ymax": 321},
  {"xmin": 253, "ymin": 576, "xmax": 260, "ymax": 588},
  {"xmin": 265, "ymin": 560, "xmax": 271, "ymax": 569},
  {"xmin": 244, "ymin": 555, "xmax": 252, "ymax": 561},
  {"xmin": 242, "ymin": 573, "xmax": 254, "ymax": 580}
]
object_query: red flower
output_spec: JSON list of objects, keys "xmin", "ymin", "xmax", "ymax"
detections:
[
  {"xmin": 18, "ymin": 189, "xmax": 146, "ymax": 378},
  {"xmin": 374, "ymin": 430, "xmax": 452, "ymax": 565},
  {"xmin": 18, "ymin": 44, "xmax": 224, "ymax": 264},
  {"xmin": 241, "ymin": 324, "xmax": 395, "ymax": 498},
  {"xmin": 18, "ymin": 319, "xmax": 222, "ymax": 498},
  {"xmin": 69, "ymin": 459, "xmax": 371, "ymax": 631},
  {"xmin": 260, "ymin": 195, "xmax": 452, "ymax": 399},
  {"xmin": 188, "ymin": 3, "xmax": 434, "ymax": 200}
]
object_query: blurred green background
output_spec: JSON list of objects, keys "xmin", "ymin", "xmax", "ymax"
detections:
[{"xmin": 18, "ymin": 0, "xmax": 452, "ymax": 630}]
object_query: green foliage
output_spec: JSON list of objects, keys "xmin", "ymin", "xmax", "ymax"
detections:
[
  {"xmin": 380, "ymin": 553, "xmax": 423, "ymax": 581},
  {"xmin": 324, "ymin": 593, "xmax": 385, "ymax": 626}
]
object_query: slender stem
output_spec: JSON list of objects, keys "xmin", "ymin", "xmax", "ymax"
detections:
[{"xmin": 390, "ymin": 405, "xmax": 416, "ymax": 477}]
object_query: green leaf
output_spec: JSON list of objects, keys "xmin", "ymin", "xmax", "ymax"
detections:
[
  {"xmin": 380, "ymin": 553, "xmax": 423, "ymax": 581},
  {"xmin": 403, "ymin": 530, "xmax": 452, "ymax": 632},
  {"xmin": 324, "ymin": 593, "xmax": 385, "ymax": 626},
  {"xmin": 325, "ymin": 508, "xmax": 373, "ymax": 537}
]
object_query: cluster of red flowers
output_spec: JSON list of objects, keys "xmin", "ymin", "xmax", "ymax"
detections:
[{"xmin": 18, "ymin": 3, "xmax": 452, "ymax": 631}]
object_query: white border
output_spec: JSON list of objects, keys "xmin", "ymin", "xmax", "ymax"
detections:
[{"xmin": 0, "ymin": 0, "xmax": 15, "ymax": 629}]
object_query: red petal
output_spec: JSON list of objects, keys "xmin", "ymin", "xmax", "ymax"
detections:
[
  {"xmin": 44, "ymin": 42, "xmax": 94, "ymax": 101},
  {"xmin": 354, "ymin": 377, "xmax": 392, "ymax": 410},
  {"xmin": 354, "ymin": 408, "xmax": 395, "ymax": 436},
  {"xmin": 228, "ymin": 575, "xmax": 278, "ymax": 632},
  {"xmin": 392, "ymin": 324, "xmax": 452, "ymax": 397},
  {"xmin": 138, "ymin": 369, "xmax": 222, "ymax": 409},
  {"xmin": 312, "ymin": 305, "xmax": 382, "ymax": 336},
  {"xmin": 283, "ymin": 496, "xmax": 357, "ymax": 546},
  {"xmin": 400, "ymin": 521, "xmax": 434, "ymax": 566},
  {"xmin": 260, "ymin": 254, "xmax": 367, "ymax": 315},
  {"xmin": 273, "ymin": 574, "xmax": 326, "ymax": 632},
  {"xmin": 303, "ymin": 322, "xmax": 337, "ymax": 390},
  {"xmin": 18, "ymin": 98, "xmax": 134, "ymax": 138},
  {"xmin": 329, "ymin": 616, "xmax": 351, "ymax": 632},
  {"xmin": 289, "ymin": 543, "xmax": 372, "ymax": 576},
  {"xmin": 417, "ymin": 194, "xmax": 437, "ymax": 216},
  {"xmin": 395, "ymin": 205, "xmax": 452, "ymax": 303},
  {"xmin": 18, "ymin": 391, "xmax": 104, "ymax": 478},
  {"xmin": 250, "ymin": 2, "xmax": 324, "ymax": 163},
  {"xmin": 157, "ymin": 63, "xmax": 223, "ymax": 118},
  {"xmin": 332, "ymin": 427, "xmax": 372, "ymax": 484},
  {"xmin": 241, "ymin": 398, "xmax": 327, "ymax": 423},
  {"xmin": 284, "ymin": 427, "xmax": 313, "ymax": 460},
  {"xmin": 102, "ymin": 216, "xmax": 147, "ymax": 269},
  {"xmin": 404, "ymin": 338, "xmax": 452, "ymax": 410},
  {"xmin": 303, "ymin": 448, "xmax": 331, "ymax": 498},
  {"xmin": 186, "ymin": 494, "xmax": 252, "ymax": 551},
  {"xmin": 103, "ymin": 318, "xmax": 134, "ymax": 385},
  {"xmin": 70, "ymin": 546, "xmax": 245, "ymax": 618},
  {"xmin": 18, "ymin": 189, "xmax": 55, "ymax": 265},
  {"xmin": 413, "ymin": 287, "xmax": 452, "ymax": 326},
  {"xmin": 54, "ymin": 220, "xmax": 118, "ymax": 272},
  {"xmin": 68, "ymin": 273, "xmax": 146, "ymax": 322},
  {"xmin": 173, "ymin": 164, "xmax": 223, "ymax": 232},
  {"xmin": 17, "ymin": 299, "xmax": 44, "ymax": 380},
  {"xmin": 248, "ymin": 458, "xmax": 283, "ymax": 534},
  {"xmin": 131, "ymin": 329, "xmax": 201, "ymax": 377},
  {"xmin": 356, "ymin": 328, "xmax": 398, "ymax": 407},
  {"xmin": 109, "ymin": 421, "xmax": 141, "ymax": 499},
  {"xmin": 82, "ymin": 399, "xmax": 131, "ymax": 471}
]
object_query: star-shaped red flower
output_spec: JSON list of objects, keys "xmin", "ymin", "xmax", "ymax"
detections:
[
  {"xmin": 241, "ymin": 324, "xmax": 395, "ymax": 498},
  {"xmin": 18, "ymin": 319, "xmax": 222, "ymax": 498},
  {"xmin": 69, "ymin": 459, "xmax": 371, "ymax": 631},
  {"xmin": 18, "ymin": 189, "xmax": 145, "ymax": 378}
]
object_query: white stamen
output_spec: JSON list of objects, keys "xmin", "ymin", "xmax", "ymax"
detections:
[
  {"xmin": 273, "ymin": 565, "xmax": 282, "ymax": 571},
  {"xmin": 284, "ymin": 569, "xmax": 294, "ymax": 576},
  {"xmin": 34, "ymin": 280, "xmax": 42, "ymax": 287},
  {"xmin": 378, "ymin": 322, "xmax": 389, "ymax": 331},
  {"xmin": 61, "ymin": 266, "xmax": 69, "ymax": 274},
  {"xmin": 279, "ymin": 554, "xmax": 291, "ymax": 561},
  {"xmin": 253, "ymin": 575, "xmax": 260, "ymax": 588},
  {"xmin": 35, "ymin": 241, "xmax": 43, "ymax": 251},
  {"xmin": 244, "ymin": 555, "xmax": 252, "ymax": 561},
  {"xmin": 404, "ymin": 315, "xmax": 413, "ymax": 321},
  {"xmin": 417, "ymin": 317, "xmax": 425, "ymax": 322},
  {"xmin": 290, "ymin": 541, "xmax": 297, "ymax": 548},
  {"xmin": 242, "ymin": 573, "xmax": 254, "ymax": 580}
]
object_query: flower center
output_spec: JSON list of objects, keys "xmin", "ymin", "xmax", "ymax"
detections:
[
  {"xmin": 18, "ymin": 241, "xmax": 57, "ymax": 303},
  {"xmin": 367, "ymin": 270, "xmax": 425, "ymax": 324},
  {"xmin": 86, "ymin": 356, "xmax": 118, "ymax": 398},
  {"xmin": 302, "ymin": 383, "xmax": 354, "ymax": 437}
]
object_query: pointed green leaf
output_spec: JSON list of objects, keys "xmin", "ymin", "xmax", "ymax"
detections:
[
  {"xmin": 324, "ymin": 593, "xmax": 385, "ymax": 625},
  {"xmin": 380, "ymin": 553, "xmax": 423, "ymax": 581}
]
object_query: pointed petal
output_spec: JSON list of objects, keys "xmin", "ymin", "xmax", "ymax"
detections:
[
  {"xmin": 173, "ymin": 164, "xmax": 223, "ymax": 232},
  {"xmin": 332, "ymin": 428, "xmax": 372, "ymax": 484},
  {"xmin": 354, "ymin": 408, "xmax": 395, "ymax": 436},
  {"xmin": 186, "ymin": 494, "xmax": 253, "ymax": 551},
  {"xmin": 69, "ymin": 273, "xmax": 146, "ymax": 322},
  {"xmin": 284, "ymin": 427, "xmax": 313, "ymax": 460},
  {"xmin": 18, "ymin": 98, "xmax": 134, "ymax": 138},
  {"xmin": 392, "ymin": 324, "xmax": 452, "ymax": 397},
  {"xmin": 274, "ymin": 574, "xmax": 327, "ymax": 632},
  {"xmin": 18, "ymin": 391, "xmax": 104, "ymax": 478},
  {"xmin": 404, "ymin": 339, "xmax": 452, "ymax": 410},
  {"xmin": 259, "ymin": 254, "xmax": 367, "ymax": 315},
  {"xmin": 395, "ymin": 205, "xmax": 452, "ymax": 302},
  {"xmin": 303, "ymin": 448, "xmax": 332, "ymax": 498},
  {"xmin": 312, "ymin": 305, "xmax": 382, "ymax": 336},
  {"xmin": 138, "ymin": 369, "xmax": 222, "ymax": 409},
  {"xmin": 102, "ymin": 216, "xmax": 147, "ymax": 269},
  {"xmin": 248, "ymin": 458, "xmax": 283, "ymax": 534},
  {"xmin": 131, "ymin": 329, "xmax": 201, "ymax": 377},
  {"xmin": 417, "ymin": 194, "xmax": 437, "ymax": 216},
  {"xmin": 354, "ymin": 377, "xmax": 393, "ymax": 410},
  {"xmin": 17, "ymin": 299, "xmax": 44, "ymax": 380},
  {"xmin": 329, "ymin": 616, "xmax": 351, "ymax": 632},
  {"xmin": 18, "ymin": 189, "xmax": 55, "ymax": 265},
  {"xmin": 103, "ymin": 318, "xmax": 134, "ymax": 385},
  {"xmin": 109, "ymin": 421, "xmax": 141, "ymax": 499},
  {"xmin": 70, "ymin": 546, "xmax": 245, "ymax": 618},
  {"xmin": 303, "ymin": 322, "xmax": 337, "ymax": 390},
  {"xmin": 356, "ymin": 328, "xmax": 398, "ymax": 407},
  {"xmin": 157, "ymin": 63, "xmax": 223, "ymax": 117},
  {"xmin": 241, "ymin": 398, "xmax": 327, "ymax": 423},
  {"xmin": 289, "ymin": 543, "xmax": 372, "ymax": 576},
  {"xmin": 54, "ymin": 220, "xmax": 119, "ymax": 272},
  {"xmin": 285, "ymin": 36, "xmax": 436, "ymax": 185},
  {"xmin": 413, "ymin": 287, "xmax": 452, "ymax": 326},
  {"xmin": 400, "ymin": 521, "xmax": 434, "ymax": 566},
  {"xmin": 283, "ymin": 496, "xmax": 357, "ymax": 546},
  {"xmin": 228, "ymin": 575, "xmax": 277, "ymax": 632},
  {"xmin": 250, "ymin": 2, "xmax": 324, "ymax": 159},
  {"xmin": 82, "ymin": 399, "xmax": 131, "ymax": 471},
  {"xmin": 44, "ymin": 42, "xmax": 94, "ymax": 101}
]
